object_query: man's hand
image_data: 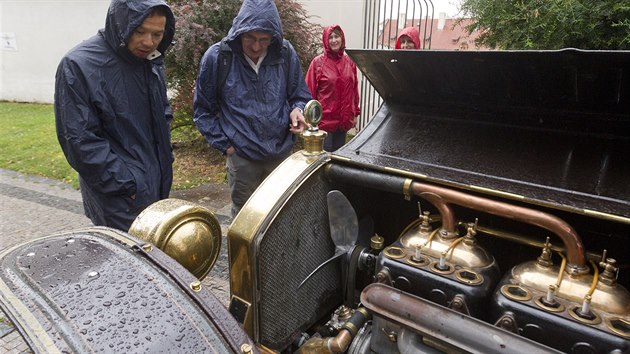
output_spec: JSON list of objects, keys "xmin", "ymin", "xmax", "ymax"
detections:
[{"xmin": 289, "ymin": 107, "xmax": 307, "ymax": 134}]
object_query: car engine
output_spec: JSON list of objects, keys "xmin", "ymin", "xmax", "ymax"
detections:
[{"xmin": 225, "ymin": 49, "xmax": 630, "ymax": 353}]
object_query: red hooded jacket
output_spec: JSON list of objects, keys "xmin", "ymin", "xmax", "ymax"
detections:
[
  {"xmin": 395, "ymin": 26, "xmax": 421, "ymax": 49},
  {"xmin": 305, "ymin": 25, "xmax": 360, "ymax": 132}
]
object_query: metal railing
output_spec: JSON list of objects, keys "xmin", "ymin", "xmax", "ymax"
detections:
[{"xmin": 357, "ymin": 0, "xmax": 434, "ymax": 131}]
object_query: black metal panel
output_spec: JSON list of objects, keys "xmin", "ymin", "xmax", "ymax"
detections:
[
  {"xmin": 378, "ymin": 251, "xmax": 501, "ymax": 319},
  {"xmin": 490, "ymin": 284, "xmax": 630, "ymax": 353},
  {"xmin": 0, "ymin": 228, "xmax": 253, "ymax": 353},
  {"xmin": 341, "ymin": 49, "xmax": 630, "ymax": 218},
  {"xmin": 348, "ymin": 49, "xmax": 630, "ymax": 116}
]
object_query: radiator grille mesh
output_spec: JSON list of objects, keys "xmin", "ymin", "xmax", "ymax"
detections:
[{"xmin": 258, "ymin": 173, "xmax": 340, "ymax": 349}]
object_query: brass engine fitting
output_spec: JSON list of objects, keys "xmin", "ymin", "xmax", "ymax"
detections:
[
  {"xmin": 399, "ymin": 217, "xmax": 493, "ymax": 271},
  {"xmin": 370, "ymin": 233, "xmax": 385, "ymax": 251},
  {"xmin": 599, "ymin": 250, "xmax": 619, "ymax": 286},
  {"xmin": 298, "ymin": 308, "xmax": 371, "ymax": 353},
  {"xmin": 413, "ymin": 191, "xmax": 457, "ymax": 239}
]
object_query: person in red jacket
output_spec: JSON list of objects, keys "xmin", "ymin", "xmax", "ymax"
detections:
[
  {"xmin": 306, "ymin": 25, "xmax": 360, "ymax": 152},
  {"xmin": 395, "ymin": 26, "xmax": 421, "ymax": 49}
]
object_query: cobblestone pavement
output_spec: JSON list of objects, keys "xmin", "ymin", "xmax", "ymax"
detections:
[{"xmin": 0, "ymin": 169, "xmax": 232, "ymax": 353}]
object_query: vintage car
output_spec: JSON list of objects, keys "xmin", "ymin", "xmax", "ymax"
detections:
[{"xmin": 1, "ymin": 48, "xmax": 628, "ymax": 353}]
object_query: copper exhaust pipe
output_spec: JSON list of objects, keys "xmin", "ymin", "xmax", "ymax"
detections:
[
  {"xmin": 416, "ymin": 191, "xmax": 457, "ymax": 238},
  {"xmin": 410, "ymin": 182, "xmax": 588, "ymax": 275},
  {"xmin": 324, "ymin": 165, "xmax": 588, "ymax": 274}
]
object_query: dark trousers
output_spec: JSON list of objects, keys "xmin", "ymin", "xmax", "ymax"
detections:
[
  {"xmin": 323, "ymin": 130, "xmax": 347, "ymax": 152},
  {"xmin": 226, "ymin": 152, "xmax": 289, "ymax": 217}
]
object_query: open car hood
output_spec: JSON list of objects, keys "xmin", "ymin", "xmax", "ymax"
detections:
[{"xmin": 340, "ymin": 48, "xmax": 630, "ymax": 221}]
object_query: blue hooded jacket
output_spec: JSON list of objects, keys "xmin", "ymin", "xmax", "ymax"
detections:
[
  {"xmin": 54, "ymin": 0, "xmax": 175, "ymax": 230},
  {"xmin": 193, "ymin": 0, "xmax": 312, "ymax": 161}
]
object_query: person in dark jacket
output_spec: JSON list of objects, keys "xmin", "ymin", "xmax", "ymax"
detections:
[
  {"xmin": 193, "ymin": 0, "xmax": 311, "ymax": 217},
  {"xmin": 54, "ymin": 0, "xmax": 175, "ymax": 231},
  {"xmin": 305, "ymin": 25, "xmax": 360, "ymax": 152},
  {"xmin": 395, "ymin": 26, "xmax": 421, "ymax": 49}
]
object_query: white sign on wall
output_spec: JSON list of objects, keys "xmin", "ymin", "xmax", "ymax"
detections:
[{"xmin": 1, "ymin": 32, "xmax": 18, "ymax": 51}]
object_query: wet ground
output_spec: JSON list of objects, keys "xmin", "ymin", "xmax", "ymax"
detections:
[{"xmin": 0, "ymin": 169, "xmax": 233, "ymax": 352}]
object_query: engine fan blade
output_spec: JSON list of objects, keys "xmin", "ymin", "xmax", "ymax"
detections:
[
  {"xmin": 298, "ymin": 190, "xmax": 358, "ymax": 289},
  {"xmin": 327, "ymin": 190, "xmax": 359, "ymax": 251},
  {"xmin": 298, "ymin": 249, "xmax": 345, "ymax": 289}
]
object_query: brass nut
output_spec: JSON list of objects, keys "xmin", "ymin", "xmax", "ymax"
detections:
[
  {"xmin": 190, "ymin": 281, "xmax": 202, "ymax": 292},
  {"xmin": 241, "ymin": 343, "xmax": 253, "ymax": 354},
  {"xmin": 370, "ymin": 234, "xmax": 385, "ymax": 250}
]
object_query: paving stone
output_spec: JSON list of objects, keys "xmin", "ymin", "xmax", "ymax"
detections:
[{"xmin": 0, "ymin": 319, "xmax": 13, "ymax": 338}]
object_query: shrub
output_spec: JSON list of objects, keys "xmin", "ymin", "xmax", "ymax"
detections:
[{"xmin": 166, "ymin": 0, "xmax": 321, "ymax": 130}]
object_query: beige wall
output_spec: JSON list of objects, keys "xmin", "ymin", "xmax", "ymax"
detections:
[
  {"xmin": 0, "ymin": 0, "xmax": 109, "ymax": 103},
  {"xmin": 298, "ymin": 0, "xmax": 364, "ymax": 49},
  {"xmin": 0, "ymin": 0, "xmax": 362, "ymax": 104}
]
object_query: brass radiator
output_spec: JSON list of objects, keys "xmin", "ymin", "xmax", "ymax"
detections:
[{"xmin": 258, "ymin": 172, "xmax": 340, "ymax": 349}]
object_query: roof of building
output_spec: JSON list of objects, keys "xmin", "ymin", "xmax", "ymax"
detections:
[{"xmin": 379, "ymin": 16, "xmax": 490, "ymax": 50}]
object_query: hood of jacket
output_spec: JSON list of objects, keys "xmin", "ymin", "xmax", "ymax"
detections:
[
  {"xmin": 102, "ymin": 0, "xmax": 175, "ymax": 62},
  {"xmin": 395, "ymin": 26, "xmax": 420, "ymax": 49},
  {"xmin": 226, "ymin": 0, "xmax": 283, "ymax": 56},
  {"xmin": 323, "ymin": 24, "xmax": 346, "ymax": 59}
]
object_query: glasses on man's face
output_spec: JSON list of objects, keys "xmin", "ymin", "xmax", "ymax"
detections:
[{"xmin": 242, "ymin": 35, "xmax": 272, "ymax": 46}]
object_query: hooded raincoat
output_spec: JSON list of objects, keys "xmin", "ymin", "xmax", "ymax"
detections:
[
  {"xmin": 193, "ymin": 0, "xmax": 312, "ymax": 161},
  {"xmin": 54, "ymin": 0, "xmax": 175, "ymax": 231},
  {"xmin": 305, "ymin": 25, "xmax": 360, "ymax": 133},
  {"xmin": 395, "ymin": 26, "xmax": 421, "ymax": 49}
]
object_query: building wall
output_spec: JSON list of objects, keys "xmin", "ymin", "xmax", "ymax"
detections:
[
  {"xmin": 0, "ymin": 0, "xmax": 362, "ymax": 104},
  {"xmin": 0, "ymin": 0, "xmax": 109, "ymax": 103},
  {"xmin": 298, "ymin": 0, "xmax": 364, "ymax": 49}
]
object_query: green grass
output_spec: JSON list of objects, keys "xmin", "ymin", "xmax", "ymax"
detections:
[
  {"xmin": 0, "ymin": 101, "xmax": 225, "ymax": 191},
  {"xmin": 0, "ymin": 102, "xmax": 79, "ymax": 188}
]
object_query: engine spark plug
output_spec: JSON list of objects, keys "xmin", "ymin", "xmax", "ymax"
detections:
[
  {"xmin": 580, "ymin": 295, "xmax": 593, "ymax": 317},
  {"xmin": 438, "ymin": 252, "xmax": 448, "ymax": 270},
  {"xmin": 545, "ymin": 285, "xmax": 556, "ymax": 304},
  {"xmin": 412, "ymin": 244, "xmax": 423, "ymax": 262}
]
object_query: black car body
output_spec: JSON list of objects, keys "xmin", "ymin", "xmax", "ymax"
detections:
[{"xmin": 1, "ymin": 49, "xmax": 628, "ymax": 353}]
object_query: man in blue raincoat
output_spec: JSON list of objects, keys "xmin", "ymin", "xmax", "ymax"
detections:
[
  {"xmin": 193, "ymin": 0, "xmax": 312, "ymax": 218},
  {"xmin": 54, "ymin": 0, "xmax": 175, "ymax": 231}
]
